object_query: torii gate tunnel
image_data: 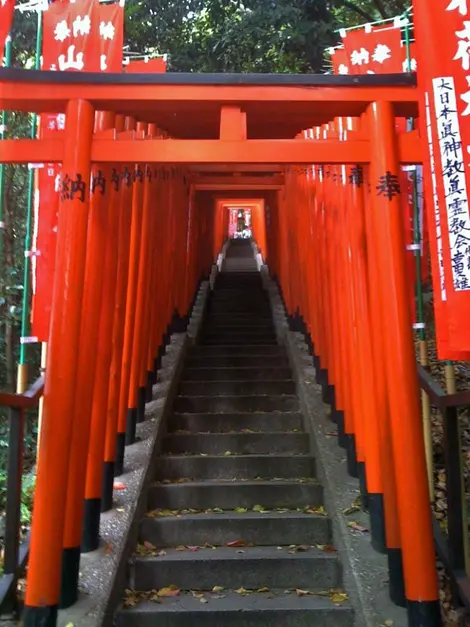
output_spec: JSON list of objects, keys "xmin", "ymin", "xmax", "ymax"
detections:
[{"xmin": 0, "ymin": 68, "xmax": 446, "ymax": 627}]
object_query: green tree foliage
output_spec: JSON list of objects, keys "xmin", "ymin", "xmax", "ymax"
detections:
[
  {"xmin": 124, "ymin": 0, "xmax": 410, "ymax": 73},
  {"xmin": 331, "ymin": 0, "xmax": 410, "ymax": 25}
]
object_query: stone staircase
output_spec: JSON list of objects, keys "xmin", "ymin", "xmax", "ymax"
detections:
[{"xmin": 116, "ymin": 240, "xmax": 353, "ymax": 626}]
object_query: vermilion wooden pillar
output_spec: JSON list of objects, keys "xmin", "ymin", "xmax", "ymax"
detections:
[
  {"xmin": 368, "ymin": 101, "xmax": 441, "ymax": 626},
  {"xmin": 23, "ymin": 99, "xmax": 95, "ymax": 627},
  {"xmin": 101, "ymin": 117, "xmax": 134, "ymax": 506},
  {"xmin": 81, "ymin": 119, "xmax": 124, "ymax": 552},
  {"xmin": 120, "ymin": 122, "xmax": 147, "ymax": 447},
  {"xmin": 130, "ymin": 135, "xmax": 155, "ymax": 426},
  {"xmin": 109, "ymin": 117, "xmax": 137, "ymax": 477},
  {"xmin": 60, "ymin": 110, "xmax": 116, "ymax": 606}
]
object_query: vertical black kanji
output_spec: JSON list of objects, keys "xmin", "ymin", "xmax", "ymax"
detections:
[
  {"xmin": 349, "ymin": 165, "xmax": 364, "ymax": 187},
  {"xmin": 376, "ymin": 171, "xmax": 401, "ymax": 201},
  {"xmin": 92, "ymin": 169, "xmax": 106, "ymax": 195},
  {"xmin": 60, "ymin": 173, "xmax": 86, "ymax": 202}
]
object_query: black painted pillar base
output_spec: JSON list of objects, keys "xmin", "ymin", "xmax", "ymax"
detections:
[
  {"xmin": 115, "ymin": 432, "xmax": 126, "ymax": 477},
  {"xmin": 313, "ymin": 354, "xmax": 321, "ymax": 373},
  {"xmin": 336, "ymin": 409, "xmax": 347, "ymax": 448},
  {"xmin": 82, "ymin": 498, "xmax": 101, "ymax": 553},
  {"xmin": 329, "ymin": 400, "xmax": 338, "ymax": 424},
  {"xmin": 357, "ymin": 461, "xmax": 369, "ymax": 511},
  {"xmin": 318, "ymin": 365, "xmax": 328, "ymax": 385},
  {"xmin": 137, "ymin": 386, "xmax": 146, "ymax": 424},
  {"xmin": 22, "ymin": 605, "xmax": 58, "ymax": 627},
  {"xmin": 345, "ymin": 434, "xmax": 359, "ymax": 478},
  {"xmin": 146, "ymin": 370, "xmax": 154, "ymax": 403},
  {"xmin": 59, "ymin": 546, "xmax": 81, "ymax": 608},
  {"xmin": 327, "ymin": 384, "xmax": 336, "ymax": 410},
  {"xmin": 101, "ymin": 460, "xmax": 115, "ymax": 512},
  {"xmin": 125, "ymin": 408, "xmax": 137, "ymax": 445},
  {"xmin": 407, "ymin": 601, "xmax": 442, "ymax": 626},
  {"xmin": 387, "ymin": 548, "xmax": 406, "ymax": 607},
  {"xmin": 368, "ymin": 492, "xmax": 386, "ymax": 553}
]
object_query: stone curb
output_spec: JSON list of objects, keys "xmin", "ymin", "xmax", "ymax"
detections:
[
  {"xmin": 265, "ymin": 275, "xmax": 408, "ymax": 627},
  {"xmin": 187, "ymin": 279, "xmax": 210, "ymax": 345},
  {"xmin": 56, "ymin": 333, "xmax": 189, "ymax": 627}
]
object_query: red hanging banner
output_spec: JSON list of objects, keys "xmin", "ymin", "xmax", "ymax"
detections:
[
  {"xmin": 413, "ymin": 0, "xmax": 470, "ymax": 356},
  {"xmin": 32, "ymin": 0, "xmax": 124, "ymax": 342},
  {"xmin": 98, "ymin": 1, "xmax": 124, "ymax": 72},
  {"xmin": 42, "ymin": 0, "xmax": 100, "ymax": 71},
  {"xmin": 0, "ymin": 0, "xmax": 15, "ymax": 66},
  {"xmin": 228, "ymin": 208, "xmax": 238, "ymax": 238},
  {"xmin": 125, "ymin": 56, "xmax": 167, "ymax": 73},
  {"xmin": 342, "ymin": 25, "xmax": 403, "ymax": 74},
  {"xmin": 329, "ymin": 47, "xmax": 350, "ymax": 75}
]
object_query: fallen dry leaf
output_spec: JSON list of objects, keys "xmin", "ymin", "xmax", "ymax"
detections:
[
  {"xmin": 157, "ymin": 585, "xmax": 180, "ymax": 598},
  {"xmin": 227, "ymin": 540, "xmax": 246, "ymax": 548},
  {"xmin": 347, "ymin": 521, "xmax": 369, "ymax": 533},
  {"xmin": 330, "ymin": 591, "xmax": 348, "ymax": 604},
  {"xmin": 212, "ymin": 586, "xmax": 224, "ymax": 593}
]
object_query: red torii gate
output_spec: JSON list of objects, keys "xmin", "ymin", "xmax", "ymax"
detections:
[{"xmin": 0, "ymin": 67, "xmax": 441, "ymax": 627}]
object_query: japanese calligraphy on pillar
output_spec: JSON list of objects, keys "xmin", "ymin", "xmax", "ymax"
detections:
[
  {"xmin": 413, "ymin": 0, "xmax": 470, "ymax": 354},
  {"xmin": 0, "ymin": 0, "xmax": 15, "ymax": 65}
]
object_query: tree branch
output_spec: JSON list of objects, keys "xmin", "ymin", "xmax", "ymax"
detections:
[{"xmin": 334, "ymin": 1, "xmax": 376, "ymax": 22}]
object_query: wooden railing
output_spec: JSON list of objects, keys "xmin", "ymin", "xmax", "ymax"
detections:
[
  {"xmin": 418, "ymin": 365, "xmax": 470, "ymax": 611},
  {"xmin": 0, "ymin": 377, "xmax": 44, "ymax": 617}
]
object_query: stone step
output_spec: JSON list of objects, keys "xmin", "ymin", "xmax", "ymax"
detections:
[
  {"xmin": 173, "ymin": 395, "xmax": 299, "ymax": 414},
  {"xmin": 206, "ymin": 314, "xmax": 273, "ymax": 322},
  {"xmin": 182, "ymin": 368, "xmax": 292, "ymax": 381},
  {"xmin": 208, "ymin": 305, "xmax": 272, "ymax": 314},
  {"xmin": 162, "ymin": 432, "xmax": 309, "ymax": 455},
  {"xmin": 186, "ymin": 355, "xmax": 290, "ymax": 369},
  {"xmin": 140, "ymin": 511, "xmax": 330, "ymax": 547},
  {"xmin": 202, "ymin": 333, "xmax": 277, "ymax": 347},
  {"xmin": 116, "ymin": 593, "xmax": 353, "ymax": 627},
  {"xmin": 179, "ymin": 380, "xmax": 296, "ymax": 397},
  {"xmin": 202, "ymin": 338, "xmax": 278, "ymax": 346},
  {"xmin": 202, "ymin": 320, "xmax": 273, "ymax": 329},
  {"xmin": 130, "ymin": 546, "xmax": 342, "ymax": 591},
  {"xmin": 154, "ymin": 454, "xmax": 315, "ymax": 481},
  {"xmin": 201, "ymin": 333, "xmax": 278, "ymax": 343},
  {"xmin": 202, "ymin": 325, "xmax": 276, "ymax": 335},
  {"xmin": 147, "ymin": 480, "xmax": 323, "ymax": 511},
  {"xmin": 168, "ymin": 412, "xmax": 304, "ymax": 433},
  {"xmin": 190, "ymin": 345, "xmax": 285, "ymax": 356}
]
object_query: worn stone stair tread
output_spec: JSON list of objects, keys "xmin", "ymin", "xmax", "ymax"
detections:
[
  {"xmin": 130, "ymin": 547, "xmax": 341, "ymax": 590},
  {"xmin": 174, "ymin": 395, "xmax": 300, "ymax": 415},
  {"xmin": 154, "ymin": 454, "xmax": 315, "ymax": 480},
  {"xmin": 140, "ymin": 511, "xmax": 330, "ymax": 547},
  {"xmin": 116, "ymin": 591, "xmax": 353, "ymax": 627},
  {"xmin": 147, "ymin": 479, "xmax": 323, "ymax": 509},
  {"xmin": 168, "ymin": 412, "xmax": 304, "ymax": 433},
  {"xmin": 190, "ymin": 344, "xmax": 287, "ymax": 357},
  {"xmin": 182, "ymin": 368, "xmax": 293, "ymax": 381},
  {"xmin": 179, "ymin": 381, "xmax": 296, "ymax": 396},
  {"xmin": 162, "ymin": 432, "xmax": 309, "ymax": 455}
]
